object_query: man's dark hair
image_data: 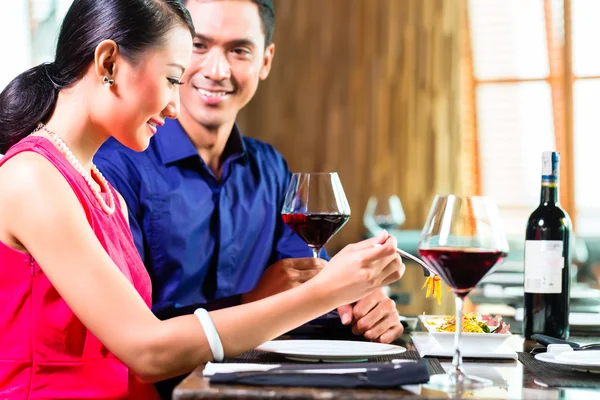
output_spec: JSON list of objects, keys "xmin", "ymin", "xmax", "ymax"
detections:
[{"xmin": 182, "ymin": 0, "xmax": 275, "ymax": 46}]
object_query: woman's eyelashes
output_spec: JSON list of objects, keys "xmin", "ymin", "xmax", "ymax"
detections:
[{"xmin": 167, "ymin": 77, "xmax": 184, "ymax": 86}]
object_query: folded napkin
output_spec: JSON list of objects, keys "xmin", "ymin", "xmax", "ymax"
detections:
[
  {"xmin": 204, "ymin": 360, "xmax": 415, "ymax": 375},
  {"xmin": 531, "ymin": 334, "xmax": 582, "ymax": 349},
  {"xmin": 209, "ymin": 359, "xmax": 430, "ymax": 389}
]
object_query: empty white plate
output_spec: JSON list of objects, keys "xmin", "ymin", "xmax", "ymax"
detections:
[
  {"xmin": 255, "ymin": 340, "xmax": 407, "ymax": 362},
  {"xmin": 536, "ymin": 350, "xmax": 600, "ymax": 373},
  {"xmin": 570, "ymin": 313, "xmax": 600, "ymax": 327},
  {"xmin": 505, "ymin": 285, "xmax": 600, "ymax": 300}
]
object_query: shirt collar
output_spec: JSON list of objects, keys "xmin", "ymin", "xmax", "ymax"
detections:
[
  {"xmin": 222, "ymin": 124, "xmax": 248, "ymax": 164},
  {"xmin": 155, "ymin": 119, "xmax": 248, "ymax": 166}
]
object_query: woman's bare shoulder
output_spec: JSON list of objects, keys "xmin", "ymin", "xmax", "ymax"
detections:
[
  {"xmin": 0, "ymin": 151, "xmax": 67, "ymax": 199},
  {"xmin": 0, "ymin": 151, "xmax": 83, "ymax": 224}
]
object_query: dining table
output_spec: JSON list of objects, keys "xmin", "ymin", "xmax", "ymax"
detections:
[{"xmin": 173, "ymin": 318, "xmax": 600, "ymax": 399}]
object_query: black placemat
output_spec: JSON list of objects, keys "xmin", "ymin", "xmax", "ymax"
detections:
[
  {"xmin": 223, "ymin": 350, "xmax": 445, "ymax": 375},
  {"xmin": 518, "ymin": 352, "xmax": 600, "ymax": 388}
]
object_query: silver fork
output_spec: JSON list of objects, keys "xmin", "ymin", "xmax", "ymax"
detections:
[
  {"xmin": 530, "ymin": 343, "xmax": 600, "ymax": 355},
  {"xmin": 216, "ymin": 365, "xmax": 409, "ymax": 380},
  {"xmin": 574, "ymin": 344, "xmax": 600, "ymax": 350},
  {"xmin": 374, "ymin": 244, "xmax": 433, "ymax": 276},
  {"xmin": 394, "ymin": 247, "xmax": 434, "ymax": 277}
]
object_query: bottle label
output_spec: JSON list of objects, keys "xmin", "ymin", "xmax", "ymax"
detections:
[{"xmin": 524, "ymin": 240, "xmax": 564, "ymax": 293}]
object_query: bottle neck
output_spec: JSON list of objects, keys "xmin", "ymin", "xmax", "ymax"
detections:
[
  {"xmin": 540, "ymin": 152, "xmax": 560, "ymax": 206},
  {"xmin": 540, "ymin": 181, "xmax": 559, "ymax": 205}
]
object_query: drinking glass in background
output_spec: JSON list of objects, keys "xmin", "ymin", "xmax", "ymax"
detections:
[
  {"xmin": 363, "ymin": 195, "xmax": 406, "ymax": 235},
  {"xmin": 418, "ymin": 195, "xmax": 509, "ymax": 391},
  {"xmin": 281, "ymin": 172, "xmax": 351, "ymax": 258}
]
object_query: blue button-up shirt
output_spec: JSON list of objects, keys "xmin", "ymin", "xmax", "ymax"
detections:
[{"xmin": 94, "ymin": 119, "xmax": 318, "ymax": 317}]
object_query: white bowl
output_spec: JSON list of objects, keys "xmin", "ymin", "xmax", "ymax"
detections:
[{"xmin": 418, "ymin": 315, "xmax": 511, "ymax": 352}]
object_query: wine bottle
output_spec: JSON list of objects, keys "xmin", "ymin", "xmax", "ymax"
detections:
[{"xmin": 523, "ymin": 151, "xmax": 572, "ymax": 339}]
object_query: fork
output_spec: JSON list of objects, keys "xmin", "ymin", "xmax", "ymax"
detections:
[
  {"xmin": 214, "ymin": 364, "xmax": 410, "ymax": 380},
  {"xmin": 394, "ymin": 247, "xmax": 433, "ymax": 277},
  {"xmin": 374, "ymin": 243, "xmax": 433, "ymax": 276},
  {"xmin": 530, "ymin": 343, "xmax": 600, "ymax": 355}
]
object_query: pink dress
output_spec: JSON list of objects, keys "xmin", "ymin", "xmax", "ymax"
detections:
[{"xmin": 0, "ymin": 137, "xmax": 159, "ymax": 399}]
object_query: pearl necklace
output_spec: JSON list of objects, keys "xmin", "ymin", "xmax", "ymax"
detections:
[{"xmin": 33, "ymin": 123, "xmax": 116, "ymax": 215}]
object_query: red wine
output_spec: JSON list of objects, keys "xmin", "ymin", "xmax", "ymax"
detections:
[
  {"xmin": 524, "ymin": 152, "xmax": 571, "ymax": 340},
  {"xmin": 282, "ymin": 213, "xmax": 349, "ymax": 248},
  {"xmin": 419, "ymin": 248, "xmax": 507, "ymax": 298}
]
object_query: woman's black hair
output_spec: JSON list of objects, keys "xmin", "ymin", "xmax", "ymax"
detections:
[{"xmin": 0, "ymin": 0, "xmax": 194, "ymax": 153}]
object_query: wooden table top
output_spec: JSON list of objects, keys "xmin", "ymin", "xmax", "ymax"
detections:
[{"xmin": 173, "ymin": 332, "xmax": 600, "ymax": 399}]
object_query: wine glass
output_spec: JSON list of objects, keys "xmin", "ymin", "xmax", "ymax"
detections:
[
  {"xmin": 281, "ymin": 172, "xmax": 351, "ymax": 258},
  {"xmin": 363, "ymin": 195, "xmax": 406, "ymax": 235},
  {"xmin": 418, "ymin": 195, "xmax": 509, "ymax": 391}
]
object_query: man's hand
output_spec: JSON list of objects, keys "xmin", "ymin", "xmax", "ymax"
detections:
[
  {"xmin": 241, "ymin": 258, "xmax": 326, "ymax": 303},
  {"xmin": 337, "ymin": 288, "xmax": 403, "ymax": 343}
]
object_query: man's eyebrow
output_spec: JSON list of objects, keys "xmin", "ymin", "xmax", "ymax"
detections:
[
  {"xmin": 229, "ymin": 38, "xmax": 256, "ymax": 48},
  {"xmin": 194, "ymin": 33, "xmax": 256, "ymax": 48},
  {"xmin": 194, "ymin": 33, "xmax": 214, "ymax": 43}
]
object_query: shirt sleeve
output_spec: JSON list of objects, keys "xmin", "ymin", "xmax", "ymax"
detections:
[
  {"xmin": 94, "ymin": 145, "xmax": 146, "ymax": 262},
  {"xmin": 271, "ymin": 152, "xmax": 331, "ymax": 261}
]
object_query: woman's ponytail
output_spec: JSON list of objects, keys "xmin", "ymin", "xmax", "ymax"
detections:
[{"xmin": 0, "ymin": 63, "xmax": 61, "ymax": 153}]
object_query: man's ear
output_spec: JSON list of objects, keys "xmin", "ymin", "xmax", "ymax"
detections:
[{"xmin": 259, "ymin": 43, "xmax": 275, "ymax": 80}]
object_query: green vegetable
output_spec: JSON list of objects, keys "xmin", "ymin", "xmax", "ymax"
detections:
[{"xmin": 478, "ymin": 322, "xmax": 491, "ymax": 333}]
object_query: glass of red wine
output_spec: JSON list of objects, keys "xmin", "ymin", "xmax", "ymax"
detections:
[
  {"xmin": 281, "ymin": 172, "xmax": 351, "ymax": 258},
  {"xmin": 418, "ymin": 195, "xmax": 509, "ymax": 391}
]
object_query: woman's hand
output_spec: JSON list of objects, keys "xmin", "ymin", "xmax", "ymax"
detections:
[{"xmin": 314, "ymin": 231, "xmax": 405, "ymax": 307}]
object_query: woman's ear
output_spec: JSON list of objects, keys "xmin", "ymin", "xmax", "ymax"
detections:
[{"xmin": 94, "ymin": 40, "xmax": 119, "ymax": 85}]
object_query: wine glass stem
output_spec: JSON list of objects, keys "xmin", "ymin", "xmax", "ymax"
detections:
[
  {"xmin": 311, "ymin": 248, "xmax": 321, "ymax": 259},
  {"xmin": 452, "ymin": 295, "xmax": 465, "ymax": 375}
]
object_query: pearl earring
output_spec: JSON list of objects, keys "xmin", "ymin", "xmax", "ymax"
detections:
[{"xmin": 102, "ymin": 76, "xmax": 115, "ymax": 88}]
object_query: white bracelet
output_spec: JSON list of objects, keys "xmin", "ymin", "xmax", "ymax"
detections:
[{"xmin": 194, "ymin": 308, "xmax": 224, "ymax": 362}]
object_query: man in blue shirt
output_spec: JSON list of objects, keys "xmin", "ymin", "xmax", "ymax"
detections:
[{"xmin": 96, "ymin": 0, "xmax": 402, "ymax": 351}]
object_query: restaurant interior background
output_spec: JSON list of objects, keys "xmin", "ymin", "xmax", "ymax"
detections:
[{"xmin": 3, "ymin": 0, "xmax": 600, "ymax": 317}]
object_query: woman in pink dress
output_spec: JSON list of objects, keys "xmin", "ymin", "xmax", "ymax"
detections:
[{"xmin": 0, "ymin": 0, "xmax": 404, "ymax": 398}]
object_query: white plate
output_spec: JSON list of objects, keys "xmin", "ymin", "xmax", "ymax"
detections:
[
  {"xmin": 570, "ymin": 312, "xmax": 600, "ymax": 327},
  {"xmin": 514, "ymin": 310, "xmax": 600, "ymax": 330},
  {"xmin": 535, "ymin": 350, "xmax": 600, "ymax": 373},
  {"xmin": 418, "ymin": 315, "xmax": 511, "ymax": 353},
  {"xmin": 504, "ymin": 285, "xmax": 600, "ymax": 300},
  {"xmin": 411, "ymin": 333, "xmax": 518, "ymax": 360},
  {"xmin": 255, "ymin": 340, "xmax": 407, "ymax": 363}
]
